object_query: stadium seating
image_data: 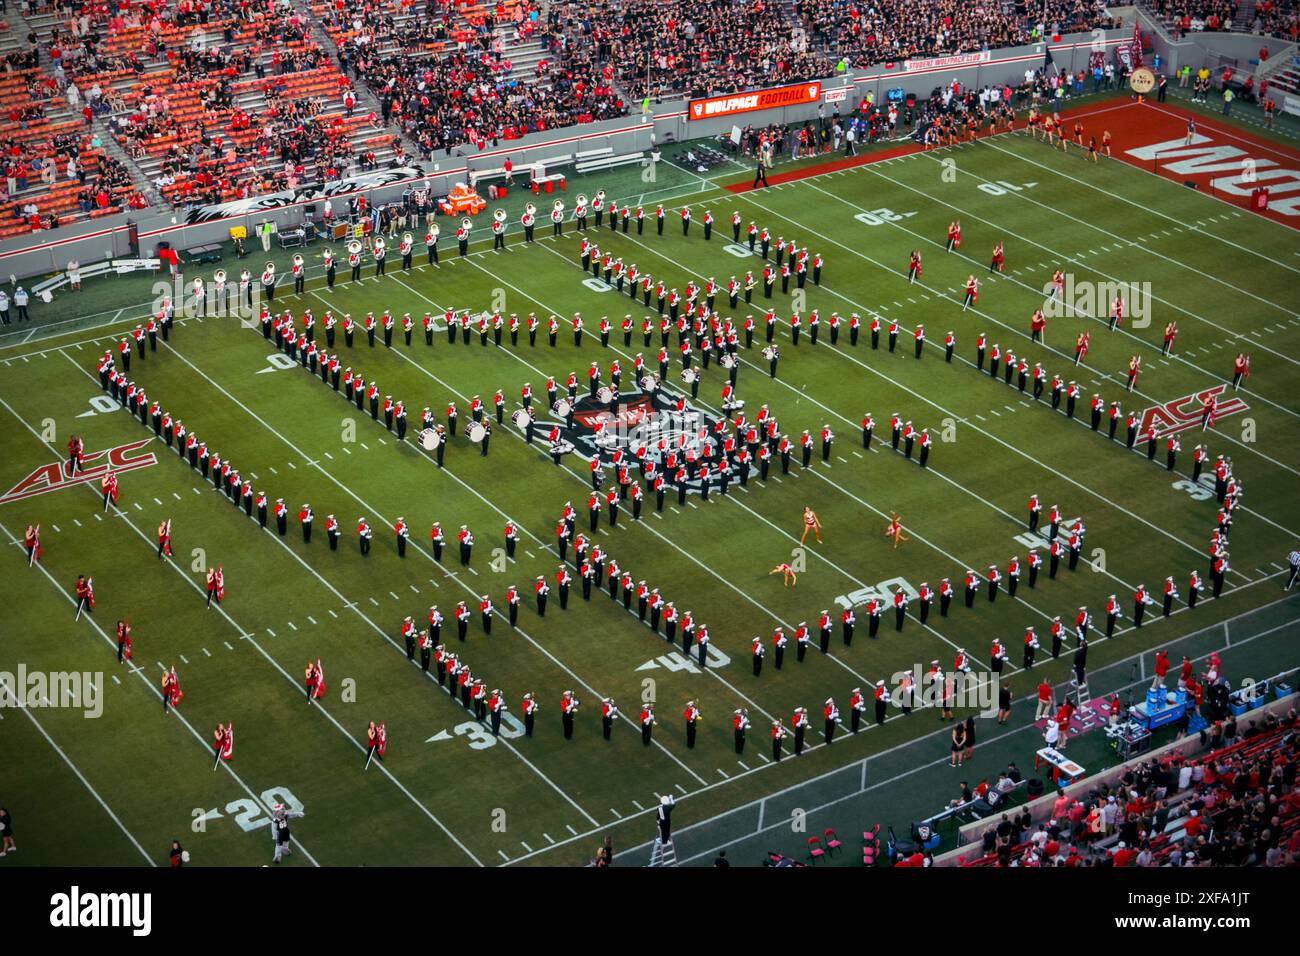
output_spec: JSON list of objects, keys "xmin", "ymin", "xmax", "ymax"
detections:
[
  {"xmin": 328, "ymin": 0, "xmax": 626, "ymax": 159},
  {"xmin": 17, "ymin": 1, "xmax": 401, "ymax": 211},
  {"xmin": 0, "ymin": 27, "xmax": 143, "ymax": 238},
  {"xmin": 790, "ymin": 0, "xmax": 1119, "ymax": 69},
  {"xmin": 954, "ymin": 709, "xmax": 1300, "ymax": 866}
]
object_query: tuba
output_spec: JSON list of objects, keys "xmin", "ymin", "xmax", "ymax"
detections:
[
  {"xmin": 460, "ymin": 217, "xmax": 472, "ymax": 234},
  {"xmin": 347, "ymin": 239, "xmax": 363, "ymax": 257},
  {"xmin": 552, "ymin": 198, "xmax": 564, "ymax": 215},
  {"xmin": 402, "ymin": 231, "xmax": 413, "ymax": 248},
  {"xmin": 213, "ymin": 268, "xmax": 226, "ymax": 285},
  {"xmin": 373, "ymin": 235, "xmax": 386, "ymax": 255},
  {"xmin": 595, "ymin": 188, "xmax": 606, "ymax": 204},
  {"xmin": 493, "ymin": 208, "xmax": 507, "ymax": 224},
  {"xmin": 525, "ymin": 201, "xmax": 537, "ymax": 218},
  {"xmin": 429, "ymin": 223, "xmax": 441, "ymax": 240},
  {"xmin": 292, "ymin": 253, "xmax": 305, "ymax": 270},
  {"xmin": 575, "ymin": 193, "xmax": 587, "ymax": 210},
  {"xmin": 262, "ymin": 262, "xmax": 275, "ymax": 283}
]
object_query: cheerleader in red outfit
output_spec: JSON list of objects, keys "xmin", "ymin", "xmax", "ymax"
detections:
[
  {"xmin": 907, "ymin": 250, "xmax": 922, "ymax": 284},
  {"xmin": 157, "ymin": 518, "xmax": 172, "ymax": 558},
  {"xmin": 769, "ymin": 562, "xmax": 797, "ymax": 587},
  {"xmin": 205, "ymin": 565, "xmax": 224, "ymax": 608},
  {"xmin": 162, "ymin": 666, "xmax": 183, "ymax": 713},
  {"xmin": 101, "ymin": 470, "xmax": 118, "ymax": 511},
  {"xmin": 1108, "ymin": 295, "xmax": 1125, "ymax": 331},
  {"xmin": 24, "ymin": 523, "xmax": 41, "ymax": 566},
  {"xmin": 962, "ymin": 275, "xmax": 979, "ymax": 311},
  {"xmin": 1231, "ymin": 353, "xmax": 1250, "ymax": 390},
  {"xmin": 945, "ymin": 221, "xmax": 961, "ymax": 252},
  {"xmin": 116, "ymin": 620, "xmax": 132, "ymax": 664},
  {"xmin": 74, "ymin": 575, "xmax": 95, "ymax": 620},
  {"xmin": 304, "ymin": 658, "xmax": 326, "ymax": 703},
  {"xmin": 213, "ymin": 722, "xmax": 233, "ymax": 767},
  {"xmin": 989, "ymin": 241, "xmax": 1005, "ymax": 273},
  {"xmin": 1050, "ymin": 269, "xmax": 1065, "ymax": 299}
]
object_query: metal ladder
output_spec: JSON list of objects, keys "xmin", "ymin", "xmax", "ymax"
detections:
[
  {"xmin": 648, "ymin": 836, "xmax": 678, "ymax": 867},
  {"xmin": 1074, "ymin": 681, "xmax": 1091, "ymax": 710}
]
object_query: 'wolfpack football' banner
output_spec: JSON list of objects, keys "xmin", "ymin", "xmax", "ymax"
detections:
[
  {"xmin": 1138, "ymin": 385, "xmax": 1247, "ymax": 438},
  {"xmin": 0, "ymin": 438, "xmax": 157, "ymax": 506},
  {"xmin": 900, "ymin": 51, "xmax": 991, "ymax": 73},
  {"xmin": 688, "ymin": 82, "xmax": 822, "ymax": 121}
]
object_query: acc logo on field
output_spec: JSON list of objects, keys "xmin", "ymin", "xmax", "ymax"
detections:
[
  {"xmin": 0, "ymin": 437, "xmax": 157, "ymax": 506},
  {"xmin": 1129, "ymin": 68, "xmax": 1157, "ymax": 95}
]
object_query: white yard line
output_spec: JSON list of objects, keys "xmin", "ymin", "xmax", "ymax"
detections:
[{"xmin": 0, "ymin": 518, "xmax": 321, "ymax": 867}]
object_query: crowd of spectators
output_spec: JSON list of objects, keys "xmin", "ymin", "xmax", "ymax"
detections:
[
  {"xmin": 331, "ymin": 0, "xmax": 626, "ymax": 158},
  {"xmin": 967, "ymin": 708, "xmax": 1300, "ymax": 867},
  {"xmin": 1144, "ymin": 0, "xmax": 1241, "ymax": 36},
  {"xmin": 4, "ymin": 0, "xmax": 1285, "ymax": 222},
  {"xmin": 792, "ymin": 0, "xmax": 1119, "ymax": 69},
  {"xmin": 2, "ymin": 126, "xmax": 143, "ymax": 232},
  {"xmin": 548, "ymin": 0, "xmax": 831, "ymax": 102},
  {"xmin": 1254, "ymin": 0, "xmax": 1300, "ymax": 40}
]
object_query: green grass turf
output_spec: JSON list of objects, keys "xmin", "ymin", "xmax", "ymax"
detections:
[{"xmin": 2, "ymin": 105, "xmax": 1299, "ymax": 867}]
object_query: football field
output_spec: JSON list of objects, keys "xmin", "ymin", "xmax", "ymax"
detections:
[{"xmin": 2, "ymin": 96, "xmax": 1299, "ymax": 868}]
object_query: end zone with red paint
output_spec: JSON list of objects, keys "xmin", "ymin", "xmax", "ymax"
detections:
[{"xmin": 1110, "ymin": 102, "xmax": 1300, "ymax": 227}]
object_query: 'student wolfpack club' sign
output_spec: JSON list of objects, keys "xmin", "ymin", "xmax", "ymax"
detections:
[
  {"xmin": 688, "ymin": 82, "xmax": 822, "ymax": 121},
  {"xmin": 0, "ymin": 438, "xmax": 157, "ymax": 506},
  {"xmin": 1139, "ymin": 384, "xmax": 1247, "ymax": 438}
]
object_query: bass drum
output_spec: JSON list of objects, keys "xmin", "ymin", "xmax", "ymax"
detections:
[
  {"xmin": 466, "ymin": 422, "xmax": 487, "ymax": 443},
  {"xmin": 420, "ymin": 428, "xmax": 442, "ymax": 450}
]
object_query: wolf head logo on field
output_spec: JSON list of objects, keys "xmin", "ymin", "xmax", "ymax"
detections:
[{"xmin": 520, "ymin": 384, "xmax": 730, "ymax": 494}]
